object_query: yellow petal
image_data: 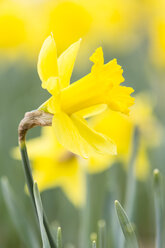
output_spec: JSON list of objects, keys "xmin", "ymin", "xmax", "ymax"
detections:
[
  {"xmin": 61, "ymin": 160, "xmax": 86, "ymax": 207},
  {"xmin": 37, "ymin": 34, "xmax": 58, "ymax": 83},
  {"xmin": 86, "ymin": 153, "xmax": 115, "ymax": 174},
  {"xmin": 42, "ymin": 76, "xmax": 60, "ymax": 95},
  {"xmin": 71, "ymin": 114, "xmax": 117, "ymax": 155},
  {"xmin": 92, "ymin": 109, "xmax": 132, "ymax": 156},
  {"xmin": 52, "ymin": 112, "xmax": 89, "ymax": 158},
  {"xmin": 135, "ymin": 144, "xmax": 149, "ymax": 181},
  {"xmin": 38, "ymin": 96, "xmax": 61, "ymax": 114},
  {"xmin": 58, "ymin": 39, "xmax": 81, "ymax": 89},
  {"xmin": 47, "ymin": 96, "xmax": 61, "ymax": 114},
  {"xmin": 40, "ymin": 77, "xmax": 61, "ymax": 113},
  {"xmin": 33, "ymin": 156, "xmax": 85, "ymax": 207},
  {"xmin": 90, "ymin": 47, "xmax": 104, "ymax": 72},
  {"xmin": 75, "ymin": 104, "xmax": 107, "ymax": 118}
]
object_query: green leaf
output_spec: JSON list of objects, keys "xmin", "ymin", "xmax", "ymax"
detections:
[
  {"xmin": 153, "ymin": 169, "xmax": 164, "ymax": 248},
  {"xmin": 118, "ymin": 127, "xmax": 140, "ymax": 248},
  {"xmin": 115, "ymin": 200, "xmax": 138, "ymax": 248},
  {"xmin": 20, "ymin": 141, "xmax": 57, "ymax": 248},
  {"xmin": 1, "ymin": 177, "xmax": 40, "ymax": 248},
  {"xmin": 50, "ymin": 221, "xmax": 60, "ymax": 244},
  {"xmin": 33, "ymin": 182, "xmax": 51, "ymax": 248}
]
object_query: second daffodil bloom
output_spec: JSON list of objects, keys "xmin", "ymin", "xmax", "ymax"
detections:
[
  {"xmin": 37, "ymin": 34, "xmax": 134, "ymax": 158},
  {"xmin": 12, "ymin": 126, "xmax": 85, "ymax": 207},
  {"xmin": 24, "ymin": 127, "xmax": 86, "ymax": 207},
  {"xmin": 87, "ymin": 94, "xmax": 161, "ymax": 180}
]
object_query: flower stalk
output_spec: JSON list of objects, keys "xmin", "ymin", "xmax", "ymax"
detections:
[
  {"xmin": 18, "ymin": 110, "xmax": 56, "ymax": 248},
  {"xmin": 18, "ymin": 110, "xmax": 53, "ymax": 143}
]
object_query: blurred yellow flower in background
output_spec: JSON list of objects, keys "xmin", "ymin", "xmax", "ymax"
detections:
[
  {"xmin": 0, "ymin": 0, "xmax": 145, "ymax": 61},
  {"xmin": 87, "ymin": 94, "xmax": 161, "ymax": 180},
  {"xmin": 77, "ymin": 0, "xmax": 141, "ymax": 50},
  {"xmin": 2, "ymin": 0, "xmax": 164, "ymax": 65},
  {"xmin": 13, "ymin": 127, "xmax": 85, "ymax": 207},
  {"xmin": 0, "ymin": 0, "xmax": 27, "ymax": 57},
  {"xmin": 37, "ymin": 34, "xmax": 134, "ymax": 158},
  {"xmin": 146, "ymin": 0, "xmax": 165, "ymax": 67},
  {"xmin": 3, "ymin": 0, "xmax": 165, "ymax": 67},
  {"xmin": 150, "ymin": 11, "xmax": 165, "ymax": 67},
  {"xmin": 45, "ymin": 0, "xmax": 92, "ymax": 55},
  {"xmin": 0, "ymin": 0, "xmax": 47, "ymax": 60}
]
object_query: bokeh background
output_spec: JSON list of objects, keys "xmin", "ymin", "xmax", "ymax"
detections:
[{"xmin": 1, "ymin": 0, "xmax": 165, "ymax": 247}]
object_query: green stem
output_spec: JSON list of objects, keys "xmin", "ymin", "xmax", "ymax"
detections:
[{"xmin": 19, "ymin": 141, "xmax": 57, "ymax": 248}]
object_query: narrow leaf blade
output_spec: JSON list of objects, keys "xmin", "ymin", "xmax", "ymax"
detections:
[
  {"xmin": 57, "ymin": 227, "xmax": 62, "ymax": 248},
  {"xmin": 115, "ymin": 200, "xmax": 138, "ymax": 248},
  {"xmin": 33, "ymin": 182, "xmax": 51, "ymax": 248},
  {"xmin": 153, "ymin": 169, "xmax": 164, "ymax": 248},
  {"xmin": 1, "ymin": 177, "xmax": 40, "ymax": 248}
]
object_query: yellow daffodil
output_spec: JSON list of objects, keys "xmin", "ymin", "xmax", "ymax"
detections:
[
  {"xmin": 150, "ymin": 16, "xmax": 165, "ymax": 67},
  {"xmin": 147, "ymin": 0, "xmax": 165, "ymax": 67},
  {"xmin": 0, "ymin": 0, "xmax": 47, "ymax": 60},
  {"xmin": 13, "ymin": 95, "xmax": 156, "ymax": 206},
  {"xmin": 87, "ymin": 94, "xmax": 161, "ymax": 180},
  {"xmin": 0, "ymin": 0, "xmax": 143, "ymax": 60},
  {"xmin": 37, "ymin": 34, "xmax": 134, "ymax": 158},
  {"xmin": 0, "ymin": 0, "xmax": 27, "ymax": 57},
  {"xmin": 45, "ymin": 0, "xmax": 92, "ymax": 55},
  {"xmin": 73, "ymin": 0, "xmax": 141, "ymax": 51},
  {"xmin": 13, "ymin": 127, "xmax": 85, "ymax": 207}
]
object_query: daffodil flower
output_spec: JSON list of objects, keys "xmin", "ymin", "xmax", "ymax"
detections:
[
  {"xmin": 13, "ymin": 95, "xmax": 158, "ymax": 206},
  {"xmin": 37, "ymin": 34, "xmax": 134, "ymax": 158}
]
